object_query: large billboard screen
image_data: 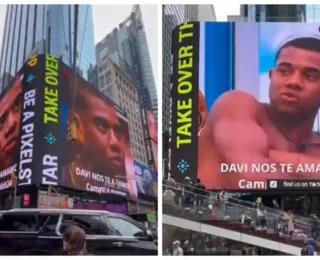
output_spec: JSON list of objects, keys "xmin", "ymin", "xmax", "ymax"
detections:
[
  {"xmin": 61, "ymin": 64, "xmax": 137, "ymax": 198},
  {"xmin": 0, "ymin": 76, "xmax": 22, "ymax": 190},
  {"xmin": 59, "ymin": 67, "xmax": 136, "ymax": 197},
  {"xmin": 134, "ymin": 161, "xmax": 157, "ymax": 197},
  {"xmin": 170, "ymin": 22, "xmax": 320, "ymax": 191},
  {"xmin": 0, "ymin": 55, "xmax": 48, "ymax": 190},
  {"xmin": 0, "ymin": 54, "xmax": 137, "ymax": 198}
]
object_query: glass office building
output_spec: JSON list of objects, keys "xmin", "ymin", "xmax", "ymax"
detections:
[
  {"xmin": 0, "ymin": 4, "xmax": 96, "ymax": 92},
  {"xmin": 242, "ymin": 5, "xmax": 306, "ymax": 21},
  {"xmin": 96, "ymin": 5, "xmax": 157, "ymax": 121},
  {"xmin": 306, "ymin": 5, "xmax": 320, "ymax": 21}
]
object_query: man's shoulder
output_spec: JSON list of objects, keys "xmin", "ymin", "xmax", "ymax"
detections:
[
  {"xmin": 218, "ymin": 90, "xmax": 261, "ymax": 106},
  {"xmin": 208, "ymin": 90, "xmax": 264, "ymax": 120}
]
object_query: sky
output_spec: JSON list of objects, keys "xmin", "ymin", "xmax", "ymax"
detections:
[
  {"xmin": 0, "ymin": 4, "xmax": 240, "ymax": 84},
  {"xmin": 214, "ymin": 4, "xmax": 240, "ymax": 20},
  {"xmin": 0, "ymin": 4, "xmax": 158, "ymax": 84}
]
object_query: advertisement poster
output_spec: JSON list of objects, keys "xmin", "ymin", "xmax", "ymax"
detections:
[
  {"xmin": 134, "ymin": 161, "xmax": 157, "ymax": 197},
  {"xmin": 0, "ymin": 54, "xmax": 137, "ymax": 198},
  {"xmin": 170, "ymin": 22, "xmax": 320, "ymax": 191},
  {"xmin": 0, "ymin": 54, "xmax": 50, "ymax": 190},
  {"xmin": 141, "ymin": 107, "xmax": 158, "ymax": 173},
  {"xmin": 61, "ymin": 65, "xmax": 137, "ymax": 198}
]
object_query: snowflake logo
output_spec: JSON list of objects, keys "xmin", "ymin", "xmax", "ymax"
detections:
[
  {"xmin": 45, "ymin": 133, "xmax": 57, "ymax": 145},
  {"xmin": 26, "ymin": 74, "xmax": 35, "ymax": 83},
  {"xmin": 177, "ymin": 159, "xmax": 190, "ymax": 174}
]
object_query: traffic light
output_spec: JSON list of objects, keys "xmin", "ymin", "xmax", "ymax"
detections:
[{"xmin": 114, "ymin": 179, "xmax": 119, "ymax": 189}]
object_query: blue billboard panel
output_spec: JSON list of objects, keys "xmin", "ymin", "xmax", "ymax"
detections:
[{"xmin": 134, "ymin": 162, "xmax": 157, "ymax": 197}]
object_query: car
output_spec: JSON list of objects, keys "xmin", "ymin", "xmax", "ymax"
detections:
[{"xmin": 0, "ymin": 208, "xmax": 158, "ymax": 255}]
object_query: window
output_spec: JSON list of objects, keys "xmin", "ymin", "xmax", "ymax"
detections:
[
  {"xmin": 38, "ymin": 214, "xmax": 59, "ymax": 233},
  {"xmin": 59, "ymin": 214, "xmax": 109, "ymax": 235},
  {"xmin": 108, "ymin": 217, "xmax": 145, "ymax": 237},
  {"xmin": 0, "ymin": 213, "xmax": 38, "ymax": 232}
]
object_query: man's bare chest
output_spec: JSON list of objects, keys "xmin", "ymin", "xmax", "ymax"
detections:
[{"xmin": 261, "ymin": 120, "xmax": 320, "ymax": 156}]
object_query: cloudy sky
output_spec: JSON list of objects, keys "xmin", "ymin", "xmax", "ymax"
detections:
[
  {"xmin": 0, "ymin": 4, "xmax": 158, "ymax": 83},
  {"xmin": 214, "ymin": 4, "xmax": 240, "ymax": 20},
  {"xmin": 0, "ymin": 4, "xmax": 240, "ymax": 83}
]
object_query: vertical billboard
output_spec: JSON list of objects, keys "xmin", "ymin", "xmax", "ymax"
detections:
[
  {"xmin": 61, "ymin": 64, "xmax": 137, "ymax": 198},
  {"xmin": 168, "ymin": 22, "xmax": 200, "ymax": 183},
  {"xmin": 134, "ymin": 161, "xmax": 157, "ymax": 197},
  {"xmin": 0, "ymin": 54, "xmax": 56, "ymax": 190},
  {"xmin": 170, "ymin": 22, "xmax": 320, "ymax": 190},
  {"xmin": 141, "ymin": 108, "xmax": 158, "ymax": 173}
]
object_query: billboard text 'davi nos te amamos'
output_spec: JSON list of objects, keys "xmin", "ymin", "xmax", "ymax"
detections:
[
  {"xmin": 169, "ymin": 22, "xmax": 320, "ymax": 191},
  {"xmin": 0, "ymin": 54, "xmax": 137, "ymax": 198}
]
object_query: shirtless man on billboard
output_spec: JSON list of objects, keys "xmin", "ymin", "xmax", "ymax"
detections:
[{"xmin": 198, "ymin": 37, "xmax": 320, "ymax": 190}]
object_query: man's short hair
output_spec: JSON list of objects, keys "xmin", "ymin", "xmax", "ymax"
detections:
[
  {"xmin": 74, "ymin": 87, "xmax": 112, "ymax": 112},
  {"xmin": 275, "ymin": 37, "xmax": 320, "ymax": 63}
]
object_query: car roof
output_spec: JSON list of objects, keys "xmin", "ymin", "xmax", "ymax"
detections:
[
  {"xmin": 0, "ymin": 208, "xmax": 148, "ymax": 230},
  {"xmin": 1, "ymin": 208, "xmax": 122, "ymax": 217}
]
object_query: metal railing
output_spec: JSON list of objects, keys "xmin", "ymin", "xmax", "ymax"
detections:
[
  {"xmin": 163, "ymin": 179, "xmax": 316, "ymax": 229},
  {"xmin": 163, "ymin": 181, "xmax": 313, "ymax": 240}
]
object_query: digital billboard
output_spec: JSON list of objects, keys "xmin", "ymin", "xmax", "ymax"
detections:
[
  {"xmin": 0, "ymin": 54, "xmax": 53, "ymax": 190},
  {"xmin": 0, "ymin": 54, "xmax": 137, "ymax": 198},
  {"xmin": 0, "ymin": 77, "xmax": 22, "ymax": 191},
  {"xmin": 169, "ymin": 22, "xmax": 320, "ymax": 191},
  {"xmin": 134, "ymin": 161, "xmax": 157, "ymax": 197},
  {"xmin": 61, "ymin": 64, "xmax": 137, "ymax": 198},
  {"xmin": 141, "ymin": 107, "xmax": 158, "ymax": 173}
]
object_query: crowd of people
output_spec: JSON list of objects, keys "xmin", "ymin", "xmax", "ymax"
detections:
[
  {"xmin": 163, "ymin": 176, "xmax": 319, "ymax": 255},
  {"xmin": 163, "ymin": 233, "xmax": 231, "ymax": 255}
]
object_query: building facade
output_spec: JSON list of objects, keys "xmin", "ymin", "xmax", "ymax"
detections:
[
  {"xmin": 98, "ymin": 58, "xmax": 148, "ymax": 166},
  {"xmin": 0, "ymin": 4, "xmax": 96, "ymax": 92},
  {"xmin": 306, "ymin": 5, "xmax": 320, "ymax": 21},
  {"xmin": 241, "ymin": 5, "xmax": 306, "ymax": 21},
  {"xmin": 162, "ymin": 4, "xmax": 216, "ymax": 163},
  {"xmin": 96, "ymin": 5, "xmax": 157, "ymax": 122}
]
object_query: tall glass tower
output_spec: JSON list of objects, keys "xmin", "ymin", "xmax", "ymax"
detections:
[
  {"xmin": 0, "ymin": 4, "xmax": 96, "ymax": 92},
  {"xmin": 96, "ymin": 5, "xmax": 157, "ymax": 121},
  {"xmin": 242, "ymin": 5, "xmax": 306, "ymax": 21}
]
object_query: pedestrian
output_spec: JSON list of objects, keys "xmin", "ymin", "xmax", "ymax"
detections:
[
  {"xmin": 218, "ymin": 189, "xmax": 228, "ymax": 219},
  {"xmin": 193, "ymin": 179, "xmax": 206, "ymax": 212},
  {"xmin": 62, "ymin": 225, "xmax": 88, "ymax": 255},
  {"xmin": 310, "ymin": 214, "xmax": 319, "ymax": 241},
  {"xmin": 172, "ymin": 240, "xmax": 183, "ymax": 256}
]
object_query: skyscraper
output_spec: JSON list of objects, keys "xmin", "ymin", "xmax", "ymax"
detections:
[
  {"xmin": 0, "ymin": 4, "xmax": 96, "ymax": 92},
  {"xmin": 162, "ymin": 5, "xmax": 216, "ymax": 162},
  {"xmin": 96, "ymin": 5, "xmax": 157, "ymax": 121},
  {"xmin": 306, "ymin": 5, "xmax": 320, "ymax": 21},
  {"xmin": 241, "ymin": 5, "xmax": 306, "ymax": 21}
]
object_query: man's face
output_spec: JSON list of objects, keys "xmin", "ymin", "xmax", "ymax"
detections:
[
  {"xmin": 269, "ymin": 46, "xmax": 320, "ymax": 116},
  {"xmin": 0, "ymin": 81, "xmax": 21, "ymax": 161},
  {"xmin": 80, "ymin": 93, "xmax": 125, "ymax": 173}
]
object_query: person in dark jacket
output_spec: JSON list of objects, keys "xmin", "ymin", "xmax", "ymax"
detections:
[
  {"xmin": 63, "ymin": 225, "xmax": 88, "ymax": 255},
  {"xmin": 194, "ymin": 179, "xmax": 206, "ymax": 211}
]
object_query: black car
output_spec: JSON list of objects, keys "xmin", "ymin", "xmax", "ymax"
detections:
[{"xmin": 0, "ymin": 208, "xmax": 158, "ymax": 255}]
